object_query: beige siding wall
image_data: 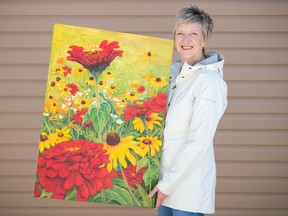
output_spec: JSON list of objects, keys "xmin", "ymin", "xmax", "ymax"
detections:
[{"xmin": 0, "ymin": 0, "xmax": 288, "ymax": 215}]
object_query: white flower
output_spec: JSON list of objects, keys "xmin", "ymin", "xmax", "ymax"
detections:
[{"xmin": 116, "ymin": 119, "xmax": 123, "ymax": 124}]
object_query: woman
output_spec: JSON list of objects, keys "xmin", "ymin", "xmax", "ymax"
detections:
[{"xmin": 149, "ymin": 5, "xmax": 228, "ymax": 216}]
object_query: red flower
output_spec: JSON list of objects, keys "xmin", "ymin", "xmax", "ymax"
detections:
[
  {"xmin": 67, "ymin": 40, "xmax": 123, "ymax": 73},
  {"xmin": 137, "ymin": 85, "xmax": 146, "ymax": 93},
  {"xmin": 35, "ymin": 139, "xmax": 116, "ymax": 201},
  {"xmin": 118, "ymin": 165, "xmax": 147, "ymax": 188},
  {"xmin": 34, "ymin": 183, "xmax": 41, "ymax": 197},
  {"xmin": 66, "ymin": 83, "xmax": 79, "ymax": 96},
  {"xmin": 123, "ymin": 93, "xmax": 167, "ymax": 121},
  {"xmin": 123, "ymin": 102, "xmax": 151, "ymax": 121},
  {"xmin": 72, "ymin": 109, "xmax": 93, "ymax": 128},
  {"xmin": 63, "ymin": 66, "xmax": 72, "ymax": 76},
  {"xmin": 145, "ymin": 93, "xmax": 167, "ymax": 115}
]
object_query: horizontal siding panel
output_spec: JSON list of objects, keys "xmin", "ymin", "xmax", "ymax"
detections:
[
  {"xmin": 0, "ymin": 1, "xmax": 287, "ymax": 16},
  {"xmin": 1, "ymin": 144, "xmax": 288, "ymax": 162},
  {"xmin": 1, "ymin": 161, "xmax": 287, "ymax": 177},
  {"xmin": 1, "ymin": 81, "xmax": 288, "ymax": 98},
  {"xmin": 216, "ymin": 130, "xmax": 288, "ymax": 146},
  {"xmin": 215, "ymin": 146, "xmax": 288, "ymax": 162},
  {"xmin": 1, "ymin": 65, "xmax": 288, "ymax": 81},
  {"xmin": 1, "ymin": 129, "xmax": 288, "ymax": 146},
  {"xmin": 0, "ymin": 192, "xmax": 287, "ymax": 209},
  {"xmin": 1, "ymin": 113, "xmax": 288, "ymax": 130},
  {"xmin": 0, "ymin": 207, "xmax": 156, "ymax": 216},
  {"xmin": 2, "ymin": 32, "xmax": 288, "ymax": 49},
  {"xmin": 0, "ymin": 208, "xmax": 287, "ymax": 216},
  {"xmin": 1, "ymin": 49, "xmax": 287, "ymax": 65},
  {"xmin": 1, "ymin": 98, "xmax": 288, "ymax": 114},
  {"xmin": 2, "ymin": 176, "xmax": 288, "ymax": 194},
  {"xmin": 0, "ymin": 16, "xmax": 287, "ymax": 33}
]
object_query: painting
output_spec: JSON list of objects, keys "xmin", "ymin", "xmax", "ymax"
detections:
[{"xmin": 33, "ymin": 23, "xmax": 174, "ymax": 208}]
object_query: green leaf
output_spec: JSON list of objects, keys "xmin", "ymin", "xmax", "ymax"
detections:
[
  {"xmin": 143, "ymin": 164, "xmax": 159, "ymax": 186},
  {"xmin": 136, "ymin": 157, "xmax": 149, "ymax": 172},
  {"xmin": 89, "ymin": 102, "xmax": 111, "ymax": 133},
  {"xmin": 134, "ymin": 183, "xmax": 154, "ymax": 208},
  {"xmin": 65, "ymin": 188, "xmax": 77, "ymax": 200},
  {"xmin": 39, "ymin": 189, "xmax": 53, "ymax": 198},
  {"xmin": 105, "ymin": 186, "xmax": 134, "ymax": 206}
]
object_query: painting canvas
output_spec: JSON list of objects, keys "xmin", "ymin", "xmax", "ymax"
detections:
[{"xmin": 33, "ymin": 23, "xmax": 174, "ymax": 208}]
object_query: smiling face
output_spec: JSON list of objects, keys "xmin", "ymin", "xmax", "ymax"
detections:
[{"xmin": 174, "ymin": 22, "xmax": 206, "ymax": 65}]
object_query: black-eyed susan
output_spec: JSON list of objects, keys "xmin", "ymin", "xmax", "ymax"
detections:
[
  {"xmin": 47, "ymin": 80, "xmax": 64, "ymax": 92},
  {"xmin": 149, "ymin": 76, "xmax": 168, "ymax": 89},
  {"xmin": 54, "ymin": 127, "xmax": 72, "ymax": 143},
  {"xmin": 39, "ymin": 132, "xmax": 57, "ymax": 153},
  {"xmin": 105, "ymin": 85, "xmax": 118, "ymax": 94},
  {"xmin": 124, "ymin": 91, "xmax": 139, "ymax": 102},
  {"xmin": 102, "ymin": 71, "xmax": 115, "ymax": 79},
  {"xmin": 49, "ymin": 101, "xmax": 62, "ymax": 114},
  {"xmin": 143, "ymin": 51, "xmax": 156, "ymax": 61},
  {"xmin": 103, "ymin": 132, "xmax": 144, "ymax": 172},
  {"xmin": 132, "ymin": 112, "xmax": 163, "ymax": 133},
  {"xmin": 98, "ymin": 80, "xmax": 107, "ymax": 89},
  {"xmin": 137, "ymin": 135, "xmax": 162, "ymax": 157},
  {"xmin": 73, "ymin": 95, "xmax": 92, "ymax": 110},
  {"xmin": 86, "ymin": 76, "xmax": 96, "ymax": 86},
  {"xmin": 52, "ymin": 65, "xmax": 65, "ymax": 76},
  {"xmin": 73, "ymin": 68, "xmax": 87, "ymax": 77}
]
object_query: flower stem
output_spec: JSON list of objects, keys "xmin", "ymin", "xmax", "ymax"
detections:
[
  {"xmin": 95, "ymin": 76, "xmax": 100, "ymax": 110},
  {"xmin": 119, "ymin": 164, "xmax": 141, "ymax": 206}
]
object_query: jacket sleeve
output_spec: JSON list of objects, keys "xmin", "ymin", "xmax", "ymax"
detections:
[{"xmin": 157, "ymin": 77, "xmax": 228, "ymax": 195}]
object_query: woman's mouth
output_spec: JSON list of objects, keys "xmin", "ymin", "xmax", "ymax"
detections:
[{"xmin": 181, "ymin": 46, "xmax": 193, "ymax": 50}]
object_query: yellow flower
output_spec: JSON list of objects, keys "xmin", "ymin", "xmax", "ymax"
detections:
[
  {"xmin": 149, "ymin": 77, "xmax": 168, "ymax": 89},
  {"xmin": 39, "ymin": 132, "xmax": 57, "ymax": 153},
  {"xmin": 52, "ymin": 65, "xmax": 65, "ymax": 76},
  {"xmin": 133, "ymin": 113, "xmax": 163, "ymax": 133},
  {"xmin": 56, "ymin": 57, "xmax": 65, "ymax": 65},
  {"xmin": 73, "ymin": 95, "xmax": 92, "ymax": 109},
  {"xmin": 124, "ymin": 91, "xmax": 139, "ymax": 102},
  {"xmin": 105, "ymin": 85, "xmax": 118, "ymax": 94},
  {"xmin": 103, "ymin": 132, "xmax": 144, "ymax": 172},
  {"xmin": 86, "ymin": 76, "xmax": 96, "ymax": 86},
  {"xmin": 103, "ymin": 71, "xmax": 115, "ymax": 79},
  {"xmin": 137, "ymin": 135, "xmax": 162, "ymax": 157},
  {"xmin": 47, "ymin": 80, "xmax": 64, "ymax": 92},
  {"xmin": 143, "ymin": 51, "xmax": 156, "ymax": 61},
  {"xmin": 54, "ymin": 127, "xmax": 72, "ymax": 143},
  {"xmin": 73, "ymin": 68, "xmax": 87, "ymax": 77},
  {"xmin": 98, "ymin": 80, "xmax": 107, "ymax": 89},
  {"xmin": 49, "ymin": 101, "xmax": 62, "ymax": 114}
]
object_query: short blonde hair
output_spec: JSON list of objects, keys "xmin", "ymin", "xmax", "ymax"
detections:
[{"xmin": 174, "ymin": 5, "xmax": 214, "ymax": 43}]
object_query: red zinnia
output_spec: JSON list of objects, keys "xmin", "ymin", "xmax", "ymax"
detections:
[
  {"xmin": 145, "ymin": 92, "xmax": 167, "ymax": 115},
  {"xmin": 35, "ymin": 139, "xmax": 116, "ymax": 201},
  {"xmin": 118, "ymin": 165, "xmax": 147, "ymax": 188},
  {"xmin": 137, "ymin": 85, "xmax": 146, "ymax": 94},
  {"xmin": 66, "ymin": 83, "xmax": 79, "ymax": 96},
  {"xmin": 72, "ymin": 109, "xmax": 93, "ymax": 128},
  {"xmin": 123, "ymin": 102, "xmax": 151, "ymax": 121},
  {"xmin": 67, "ymin": 40, "xmax": 123, "ymax": 73},
  {"xmin": 63, "ymin": 66, "xmax": 72, "ymax": 76}
]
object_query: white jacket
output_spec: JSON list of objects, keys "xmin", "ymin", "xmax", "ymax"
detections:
[{"xmin": 157, "ymin": 51, "xmax": 228, "ymax": 214}]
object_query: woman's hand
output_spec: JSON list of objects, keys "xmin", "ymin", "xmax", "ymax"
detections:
[{"xmin": 148, "ymin": 186, "xmax": 168, "ymax": 210}]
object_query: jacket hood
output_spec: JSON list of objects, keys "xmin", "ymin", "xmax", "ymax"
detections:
[{"xmin": 171, "ymin": 51, "xmax": 225, "ymax": 79}]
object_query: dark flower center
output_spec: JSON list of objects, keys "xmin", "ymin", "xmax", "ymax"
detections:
[
  {"xmin": 56, "ymin": 77, "xmax": 61, "ymax": 82},
  {"xmin": 64, "ymin": 88, "xmax": 68, "ymax": 91},
  {"xmin": 146, "ymin": 116, "xmax": 151, "ymax": 121},
  {"xmin": 40, "ymin": 134, "xmax": 48, "ymax": 142},
  {"xmin": 156, "ymin": 77, "xmax": 161, "ymax": 82},
  {"xmin": 79, "ymin": 69, "xmax": 83, "ymax": 73},
  {"xmin": 130, "ymin": 92, "xmax": 135, "ymax": 96},
  {"xmin": 147, "ymin": 52, "xmax": 152, "ymax": 57},
  {"xmin": 99, "ymin": 81, "xmax": 104, "ymax": 85},
  {"xmin": 106, "ymin": 132, "xmax": 121, "ymax": 146},
  {"xmin": 111, "ymin": 86, "xmax": 115, "ymax": 90},
  {"xmin": 58, "ymin": 133, "xmax": 64, "ymax": 138},
  {"xmin": 107, "ymin": 72, "xmax": 111, "ymax": 75},
  {"xmin": 49, "ymin": 95, "xmax": 53, "ymax": 99},
  {"xmin": 81, "ymin": 100, "xmax": 86, "ymax": 105},
  {"xmin": 51, "ymin": 81, "xmax": 56, "ymax": 87},
  {"xmin": 53, "ymin": 103, "xmax": 56, "ymax": 107},
  {"xmin": 142, "ymin": 138, "xmax": 152, "ymax": 145},
  {"xmin": 89, "ymin": 76, "xmax": 94, "ymax": 81}
]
